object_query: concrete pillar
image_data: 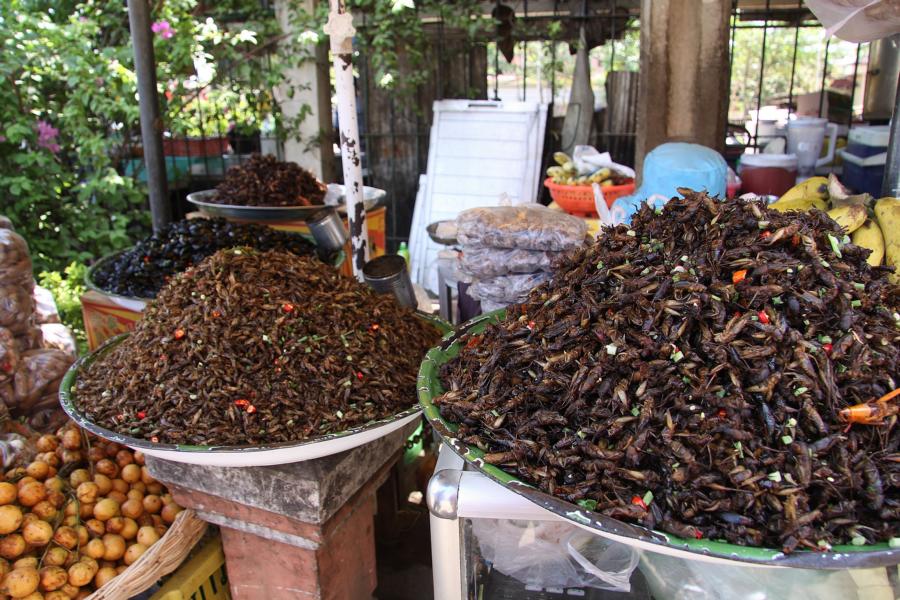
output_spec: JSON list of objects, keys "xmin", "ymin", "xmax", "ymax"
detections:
[
  {"xmin": 635, "ymin": 0, "xmax": 731, "ymax": 175},
  {"xmin": 275, "ymin": 0, "xmax": 335, "ymax": 182}
]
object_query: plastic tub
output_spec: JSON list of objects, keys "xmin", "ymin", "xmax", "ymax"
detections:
[
  {"xmin": 738, "ymin": 153, "xmax": 798, "ymax": 197},
  {"xmin": 847, "ymin": 125, "xmax": 890, "ymax": 158},
  {"xmin": 840, "ymin": 150, "xmax": 886, "ymax": 197},
  {"xmin": 544, "ymin": 177, "xmax": 636, "ymax": 217}
]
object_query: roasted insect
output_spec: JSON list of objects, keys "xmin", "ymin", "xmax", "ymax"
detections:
[{"xmin": 436, "ymin": 190, "xmax": 900, "ymax": 552}]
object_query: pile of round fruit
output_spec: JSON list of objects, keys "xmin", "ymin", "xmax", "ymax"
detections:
[{"xmin": 0, "ymin": 423, "xmax": 182, "ymax": 598}]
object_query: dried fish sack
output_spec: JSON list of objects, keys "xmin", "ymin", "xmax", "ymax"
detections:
[
  {"xmin": 437, "ymin": 190, "xmax": 900, "ymax": 552},
  {"xmin": 76, "ymin": 249, "xmax": 441, "ymax": 447},
  {"xmin": 91, "ymin": 218, "xmax": 321, "ymax": 299},
  {"xmin": 212, "ymin": 154, "xmax": 326, "ymax": 207}
]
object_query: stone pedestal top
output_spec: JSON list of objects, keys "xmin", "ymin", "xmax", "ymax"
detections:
[{"xmin": 146, "ymin": 420, "xmax": 417, "ymax": 524}]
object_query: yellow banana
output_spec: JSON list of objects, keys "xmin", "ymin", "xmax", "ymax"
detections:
[
  {"xmin": 874, "ymin": 197, "xmax": 900, "ymax": 284},
  {"xmin": 562, "ymin": 161, "xmax": 576, "ymax": 174},
  {"xmin": 778, "ymin": 176, "xmax": 829, "ymax": 203},
  {"xmin": 768, "ymin": 196, "xmax": 828, "ymax": 213},
  {"xmin": 851, "ymin": 219, "xmax": 885, "ymax": 267},
  {"xmin": 554, "ymin": 152, "xmax": 571, "ymax": 166},
  {"xmin": 826, "ymin": 204, "xmax": 867, "ymax": 234},
  {"xmin": 547, "ymin": 166, "xmax": 564, "ymax": 178}
]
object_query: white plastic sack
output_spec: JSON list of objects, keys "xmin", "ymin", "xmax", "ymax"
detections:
[
  {"xmin": 472, "ymin": 519, "xmax": 640, "ymax": 592},
  {"xmin": 573, "ymin": 146, "xmax": 636, "ymax": 179},
  {"xmin": 806, "ymin": 0, "xmax": 900, "ymax": 43}
]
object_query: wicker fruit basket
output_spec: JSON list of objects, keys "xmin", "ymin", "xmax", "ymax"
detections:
[{"xmin": 85, "ymin": 509, "xmax": 207, "ymax": 599}]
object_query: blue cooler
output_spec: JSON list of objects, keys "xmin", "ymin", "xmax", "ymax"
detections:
[{"xmin": 839, "ymin": 125, "xmax": 889, "ymax": 196}]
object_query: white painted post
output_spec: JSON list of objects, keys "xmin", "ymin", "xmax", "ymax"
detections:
[{"xmin": 324, "ymin": 0, "xmax": 369, "ymax": 280}]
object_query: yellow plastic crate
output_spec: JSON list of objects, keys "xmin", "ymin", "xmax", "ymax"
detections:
[{"xmin": 150, "ymin": 536, "xmax": 230, "ymax": 600}]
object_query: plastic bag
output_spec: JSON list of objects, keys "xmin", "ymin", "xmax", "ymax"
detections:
[
  {"xmin": 456, "ymin": 205, "xmax": 587, "ymax": 251},
  {"xmin": 805, "ymin": 0, "xmax": 900, "ymax": 43},
  {"xmin": 0, "ymin": 229, "xmax": 33, "ymax": 290},
  {"xmin": 469, "ymin": 272, "xmax": 551, "ymax": 304},
  {"xmin": 26, "ymin": 394, "xmax": 68, "ymax": 433},
  {"xmin": 40, "ymin": 324, "xmax": 77, "ymax": 359},
  {"xmin": 471, "ymin": 518, "xmax": 639, "ymax": 592},
  {"xmin": 12, "ymin": 349, "xmax": 71, "ymax": 410},
  {"xmin": 0, "ymin": 284, "xmax": 35, "ymax": 335},
  {"xmin": 0, "ymin": 328, "xmax": 18, "ymax": 383},
  {"xmin": 0, "ymin": 433, "xmax": 35, "ymax": 468},
  {"xmin": 639, "ymin": 550, "xmax": 897, "ymax": 600},
  {"xmin": 33, "ymin": 286, "xmax": 60, "ymax": 324},
  {"xmin": 458, "ymin": 246, "xmax": 561, "ymax": 278},
  {"xmin": 14, "ymin": 327, "xmax": 43, "ymax": 353}
]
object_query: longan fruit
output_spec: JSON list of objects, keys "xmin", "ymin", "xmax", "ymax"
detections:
[
  {"xmin": 126, "ymin": 489, "xmax": 143, "ymax": 503},
  {"xmin": 149, "ymin": 515, "xmax": 162, "ymax": 528},
  {"xmin": 74, "ymin": 483, "xmax": 98, "ymax": 506},
  {"xmin": 0, "ymin": 535, "xmax": 25, "ymax": 560},
  {"xmin": 19, "ymin": 591, "xmax": 44, "ymax": 600},
  {"xmin": 61, "ymin": 430, "xmax": 81, "ymax": 451},
  {"xmin": 132, "ymin": 451, "xmax": 144, "ymax": 466},
  {"xmin": 67, "ymin": 471, "xmax": 89, "ymax": 489},
  {"xmin": 74, "ymin": 526, "xmax": 88, "ymax": 547},
  {"xmin": 130, "ymin": 482, "xmax": 146, "ymax": 495},
  {"xmin": 105, "ymin": 517, "xmax": 125, "ymax": 535},
  {"xmin": 42, "ymin": 455, "xmax": 60, "ymax": 470},
  {"xmin": 110, "ymin": 479, "xmax": 128, "ymax": 495},
  {"xmin": 94, "ymin": 460, "xmax": 117, "ymax": 479},
  {"xmin": 86, "ymin": 447, "xmax": 104, "ymax": 464},
  {"xmin": 138, "ymin": 514, "xmax": 154, "ymax": 528},
  {"xmin": 115, "ymin": 565, "xmax": 127, "ymax": 575},
  {"xmin": 21, "ymin": 522, "xmax": 52, "ymax": 547},
  {"xmin": 105, "ymin": 491, "xmax": 127, "ymax": 506},
  {"xmin": 82, "ymin": 539, "xmax": 104, "ymax": 561},
  {"xmin": 120, "ymin": 465, "xmax": 140, "ymax": 485},
  {"xmin": 44, "ymin": 493, "xmax": 64, "ymax": 513},
  {"xmin": 160, "ymin": 504, "xmax": 182, "ymax": 525},
  {"xmin": 58, "ymin": 583, "xmax": 78, "ymax": 599},
  {"xmin": 120, "ymin": 500, "xmax": 143, "ymax": 521},
  {"xmin": 123, "ymin": 543, "xmax": 147, "ymax": 566},
  {"xmin": 42, "ymin": 478, "xmax": 63, "ymax": 495},
  {"xmin": 100, "ymin": 535, "xmax": 125, "ymax": 562},
  {"xmin": 35, "ymin": 436, "xmax": 58, "ymax": 454},
  {"xmin": 136, "ymin": 526, "xmax": 160, "ymax": 547},
  {"xmin": 16, "ymin": 484, "xmax": 45, "ymax": 509},
  {"xmin": 119, "ymin": 519, "xmax": 138, "ymax": 541},
  {"xmin": 0, "ymin": 484, "xmax": 16, "ymax": 506},
  {"xmin": 51, "ymin": 528, "xmax": 77, "ymax": 551},
  {"xmin": 30, "ymin": 502, "xmax": 56, "ymax": 522},
  {"xmin": 114, "ymin": 450, "xmax": 133, "ymax": 469},
  {"xmin": 2, "ymin": 566, "xmax": 39, "ymax": 598},
  {"xmin": 160, "ymin": 494, "xmax": 174, "ymax": 506},
  {"xmin": 15, "ymin": 478, "xmax": 36, "ymax": 492},
  {"xmin": 46, "ymin": 592, "xmax": 69, "ymax": 600},
  {"xmin": 62, "ymin": 502, "xmax": 76, "ymax": 519},
  {"xmin": 22, "ymin": 464, "xmax": 47, "ymax": 483},
  {"xmin": 61, "ymin": 516, "xmax": 77, "ymax": 528},
  {"xmin": 74, "ymin": 558, "xmax": 96, "ymax": 576},
  {"xmin": 142, "ymin": 495, "xmax": 162, "ymax": 515},
  {"xmin": 0, "ymin": 506, "xmax": 24, "ymax": 535},
  {"xmin": 38, "ymin": 566, "xmax": 66, "ymax": 592},
  {"xmin": 11, "ymin": 558, "xmax": 36, "ymax": 571},
  {"xmin": 93, "ymin": 499, "xmax": 119, "ymax": 522},
  {"xmin": 65, "ymin": 562, "xmax": 92, "ymax": 588},
  {"xmin": 140, "ymin": 467, "xmax": 155, "ymax": 486},
  {"xmin": 93, "ymin": 566, "xmax": 116, "ymax": 588},
  {"xmin": 146, "ymin": 482, "xmax": 163, "ymax": 496},
  {"xmin": 0, "ymin": 557, "xmax": 8, "ymax": 577},
  {"xmin": 20, "ymin": 513, "xmax": 39, "ymax": 528},
  {"xmin": 104, "ymin": 443, "xmax": 121, "ymax": 458},
  {"xmin": 77, "ymin": 503, "xmax": 94, "ymax": 521},
  {"xmin": 92, "ymin": 475, "xmax": 111, "ymax": 497},
  {"xmin": 60, "ymin": 450, "xmax": 82, "ymax": 465},
  {"xmin": 84, "ymin": 519, "xmax": 105, "ymax": 538},
  {"xmin": 42, "ymin": 549, "xmax": 67, "ymax": 568}
]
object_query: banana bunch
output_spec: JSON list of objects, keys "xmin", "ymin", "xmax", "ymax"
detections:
[
  {"xmin": 547, "ymin": 152, "xmax": 617, "ymax": 187},
  {"xmin": 768, "ymin": 174, "xmax": 895, "ymax": 273}
]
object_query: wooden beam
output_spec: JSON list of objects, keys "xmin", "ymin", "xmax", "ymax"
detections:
[{"xmin": 635, "ymin": 0, "xmax": 731, "ymax": 174}]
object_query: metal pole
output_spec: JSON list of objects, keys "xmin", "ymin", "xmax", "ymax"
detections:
[
  {"xmin": 127, "ymin": 0, "xmax": 170, "ymax": 231},
  {"xmin": 325, "ymin": 0, "xmax": 369, "ymax": 280},
  {"xmin": 881, "ymin": 75, "xmax": 900, "ymax": 197}
]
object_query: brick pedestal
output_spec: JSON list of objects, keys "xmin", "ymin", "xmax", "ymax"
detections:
[{"xmin": 146, "ymin": 422, "xmax": 416, "ymax": 600}]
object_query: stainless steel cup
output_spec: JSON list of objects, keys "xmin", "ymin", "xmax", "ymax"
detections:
[
  {"xmin": 362, "ymin": 255, "xmax": 417, "ymax": 308},
  {"xmin": 307, "ymin": 207, "xmax": 349, "ymax": 252}
]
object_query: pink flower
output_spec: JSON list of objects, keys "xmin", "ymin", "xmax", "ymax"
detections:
[
  {"xmin": 151, "ymin": 20, "xmax": 174, "ymax": 39},
  {"xmin": 0, "ymin": 136, "xmax": 6, "ymax": 143},
  {"xmin": 36, "ymin": 120, "xmax": 60, "ymax": 154}
]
